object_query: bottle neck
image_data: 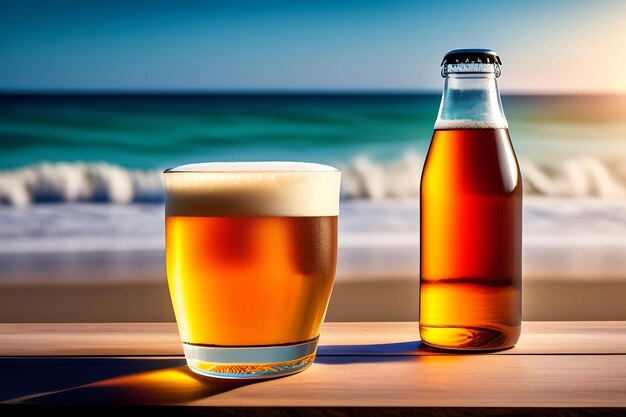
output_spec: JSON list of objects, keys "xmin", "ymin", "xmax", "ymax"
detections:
[{"xmin": 434, "ymin": 73, "xmax": 508, "ymax": 130}]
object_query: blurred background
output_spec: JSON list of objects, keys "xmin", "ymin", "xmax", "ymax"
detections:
[{"xmin": 1, "ymin": 0, "xmax": 625, "ymax": 322}]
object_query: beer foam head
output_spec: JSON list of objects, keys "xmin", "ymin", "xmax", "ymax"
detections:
[
  {"xmin": 434, "ymin": 118, "xmax": 508, "ymax": 130},
  {"xmin": 164, "ymin": 162, "xmax": 340, "ymax": 217}
]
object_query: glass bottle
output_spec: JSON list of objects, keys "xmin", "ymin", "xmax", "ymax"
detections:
[{"xmin": 420, "ymin": 49, "xmax": 522, "ymax": 350}]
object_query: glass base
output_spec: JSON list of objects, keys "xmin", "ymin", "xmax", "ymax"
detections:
[{"xmin": 183, "ymin": 337, "xmax": 318, "ymax": 379}]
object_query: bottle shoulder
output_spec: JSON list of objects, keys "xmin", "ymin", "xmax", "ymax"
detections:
[{"xmin": 436, "ymin": 75, "xmax": 508, "ymax": 130}]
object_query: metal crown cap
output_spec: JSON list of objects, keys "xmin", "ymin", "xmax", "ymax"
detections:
[{"xmin": 441, "ymin": 49, "xmax": 502, "ymax": 66}]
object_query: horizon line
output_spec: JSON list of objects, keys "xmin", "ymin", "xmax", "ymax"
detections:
[{"xmin": 1, "ymin": 88, "xmax": 626, "ymax": 96}]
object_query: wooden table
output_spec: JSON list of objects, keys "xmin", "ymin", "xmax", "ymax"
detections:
[{"xmin": 1, "ymin": 322, "xmax": 625, "ymax": 416}]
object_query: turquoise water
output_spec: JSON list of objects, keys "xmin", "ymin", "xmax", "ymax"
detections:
[
  {"xmin": 2, "ymin": 93, "xmax": 624, "ymax": 171},
  {"xmin": 0, "ymin": 94, "xmax": 441, "ymax": 170}
]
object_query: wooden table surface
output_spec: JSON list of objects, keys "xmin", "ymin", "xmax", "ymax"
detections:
[{"xmin": 1, "ymin": 322, "xmax": 625, "ymax": 416}]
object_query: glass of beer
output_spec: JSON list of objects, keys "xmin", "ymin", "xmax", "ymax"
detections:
[{"xmin": 164, "ymin": 162, "xmax": 340, "ymax": 378}]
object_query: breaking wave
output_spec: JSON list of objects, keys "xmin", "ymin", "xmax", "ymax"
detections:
[
  {"xmin": 0, "ymin": 162, "xmax": 164, "ymax": 206},
  {"xmin": 1, "ymin": 153, "xmax": 626, "ymax": 206}
]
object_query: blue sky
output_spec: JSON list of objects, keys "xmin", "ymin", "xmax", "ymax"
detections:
[{"xmin": 1, "ymin": 0, "xmax": 625, "ymax": 92}]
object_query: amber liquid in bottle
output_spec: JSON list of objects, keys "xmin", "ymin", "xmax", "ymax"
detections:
[{"xmin": 420, "ymin": 128, "xmax": 522, "ymax": 350}]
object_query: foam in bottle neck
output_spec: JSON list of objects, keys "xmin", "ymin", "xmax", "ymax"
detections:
[{"xmin": 434, "ymin": 119, "xmax": 508, "ymax": 130}]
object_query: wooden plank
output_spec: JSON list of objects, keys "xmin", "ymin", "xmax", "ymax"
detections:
[
  {"xmin": 191, "ymin": 355, "xmax": 626, "ymax": 408},
  {"xmin": 1, "ymin": 322, "xmax": 625, "ymax": 356},
  {"xmin": 320, "ymin": 321, "xmax": 626, "ymax": 355},
  {"xmin": 0, "ymin": 323, "xmax": 181, "ymax": 356},
  {"xmin": 1, "ymin": 355, "xmax": 625, "ymax": 408}
]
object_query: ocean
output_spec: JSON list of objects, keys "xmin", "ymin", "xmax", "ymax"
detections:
[
  {"xmin": 1, "ymin": 93, "xmax": 626, "ymax": 205},
  {"xmin": 0, "ymin": 93, "xmax": 626, "ymax": 280}
]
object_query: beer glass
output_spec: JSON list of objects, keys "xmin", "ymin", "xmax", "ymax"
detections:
[
  {"xmin": 420, "ymin": 50, "xmax": 522, "ymax": 350},
  {"xmin": 164, "ymin": 162, "xmax": 340, "ymax": 378}
]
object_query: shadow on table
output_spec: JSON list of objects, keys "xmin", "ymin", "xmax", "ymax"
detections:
[
  {"xmin": 315, "ymin": 340, "xmax": 427, "ymax": 364},
  {"xmin": 2, "ymin": 358, "xmax": 260, "ymax": 405},
  {"xmin": 3, "ymin": 342, "xmax": 469, "ymax": 404},
  {"xmin": 0, "ymin": 357, "xmax": 181, "ymax": 402}
]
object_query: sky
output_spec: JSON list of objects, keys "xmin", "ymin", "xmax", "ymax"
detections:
[{"xmin": 1, "ymin": 0, "xmax": 626, "ymax": 93}]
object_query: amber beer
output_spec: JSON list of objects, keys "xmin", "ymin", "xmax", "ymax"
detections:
[
  {"xmin": 420, "ymin": 50, "xmax": 522, "ymax": 350},
  {"xmin": 165, "ymin": 162, "xmax": 340, "ymax": 378}
]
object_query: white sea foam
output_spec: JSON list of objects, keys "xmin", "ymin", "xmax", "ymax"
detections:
[
  {"xmin": 339, "ymin": 152, "xmax": 626, "ymax": 199},
  {"xmin": 2, "ymin": 198, "xmax": 626, "ymax": 258},
  {"xmin": 1, "ymin": 155, "xmax": 626, "ymax": 207},
  {"xmin": 0, "ymin": 162, "xmax": 163, "ymax": 207},
  {"xmin": 164, "ymin": 162, "xmax": 341, "ymax": 217}
]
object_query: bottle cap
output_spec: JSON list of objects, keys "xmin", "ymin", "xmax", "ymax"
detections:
[{"xmin": 441, "ymin": 49, "xmax": 502, "ymax": 66}]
